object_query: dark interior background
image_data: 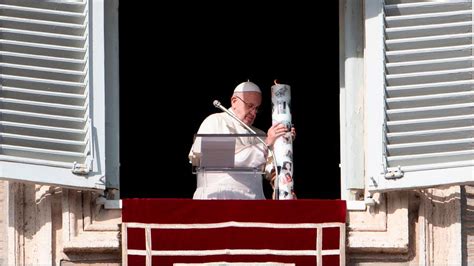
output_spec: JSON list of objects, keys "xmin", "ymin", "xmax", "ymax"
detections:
[{"xmin": 119, "ymin": 2, "xmax": 340, "ymax": 199}]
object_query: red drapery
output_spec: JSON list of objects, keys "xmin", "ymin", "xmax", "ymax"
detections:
[{"xmin": 122, "ymin": 199, "xmax": 346, "ymax": 266}]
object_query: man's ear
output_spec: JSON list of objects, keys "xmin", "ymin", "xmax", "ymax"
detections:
[{"xmin": 230, "ymin": 96, "xmax": 237, "ymax": 105}]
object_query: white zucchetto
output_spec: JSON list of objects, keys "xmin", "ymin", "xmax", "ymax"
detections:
[{"xmin": 233, "ymin": 81, "xmax": 261, "ymax": 93}]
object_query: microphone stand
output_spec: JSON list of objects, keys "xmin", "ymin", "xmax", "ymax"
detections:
[{"xmin": 213, "ymin": 100, "xmax": 280, "ymax": 200}]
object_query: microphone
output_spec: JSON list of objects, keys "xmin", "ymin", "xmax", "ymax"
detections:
[{"xmin": 213, "ymin": 99, "xmax": 263, "ymax": 142}]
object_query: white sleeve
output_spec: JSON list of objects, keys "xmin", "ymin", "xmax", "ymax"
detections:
[{"xmin": 234, "ymin": 143, "xmax": 267, "ymax": 169}]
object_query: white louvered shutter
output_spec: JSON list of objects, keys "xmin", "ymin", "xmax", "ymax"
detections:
[
  {"xmin": 0, "ymin": 0, "xmax": 106, "ymax": 190},
  {"xmin": 365, "ymin": 0, "xmax": 474, "ymax": 192}
]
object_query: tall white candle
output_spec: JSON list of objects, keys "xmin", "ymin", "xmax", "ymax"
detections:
[{"xmin": 271, "ymin": 82, "xmax": 294, "ymax": 200}]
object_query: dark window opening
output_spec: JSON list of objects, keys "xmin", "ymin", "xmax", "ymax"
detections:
[{"xmin": 119, "ymin": 2, "xmax": 340, "ymax": 199}]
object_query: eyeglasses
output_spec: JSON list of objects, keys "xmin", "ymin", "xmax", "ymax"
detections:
[{"xmin": 235, "ymin": 95, "xmax": 260, "ymax": 113}]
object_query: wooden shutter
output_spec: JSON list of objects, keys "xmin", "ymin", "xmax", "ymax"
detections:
[
  {"xmin": 366, "ymin": 0, "xmax": 474, "ymax": 191},
  {"xmin": 0, "ymin": 0, "xmax": 105, "ymax": 190}
]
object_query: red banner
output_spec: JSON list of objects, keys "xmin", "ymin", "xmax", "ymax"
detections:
[{"xmin": 122, "ymin": 199, "xmax": 346, "ymax": 266}]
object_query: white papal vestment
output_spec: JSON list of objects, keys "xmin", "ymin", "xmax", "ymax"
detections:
[{"xmin": 189, "ymin": 111, "xmax": 270, "ymax": 199}]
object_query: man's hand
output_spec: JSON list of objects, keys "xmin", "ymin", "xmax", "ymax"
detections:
[
  {"xmin": 269, "ymin": 169, "xmax": 276, "ymax": 188},
  {"xmin": 266, "ymin": 123, "xmax": 290, "ymax": 146}
]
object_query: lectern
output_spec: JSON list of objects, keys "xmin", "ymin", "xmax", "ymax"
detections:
[{"xmin": 190, "ymin": 133, "xmax": 267, "ymax": 175}]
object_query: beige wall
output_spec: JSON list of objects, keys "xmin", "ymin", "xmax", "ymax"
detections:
[
  {"xmin": 0, "ymin": 181, "xmax": 6, "ymax": 265},
  {"xmin": 1, "ymin": 181, "xmax": 470, "ymax": 265},
  {"xmin": 348, "ymin": 186, "xmax": 464, "ymax": 265},
  {"xmin": 6, "ymin": 182, "xmax": 121, "ymax": 265}
]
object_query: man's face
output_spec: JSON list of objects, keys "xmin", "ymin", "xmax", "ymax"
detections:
[{"xmin": 231, "ymin": 92, "xmax": 262, "ymax": 126}]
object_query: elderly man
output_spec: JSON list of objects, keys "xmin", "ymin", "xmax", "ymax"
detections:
[{"xmin": 189, "ymin": 81, "xmax": 290, "ymax": 199}]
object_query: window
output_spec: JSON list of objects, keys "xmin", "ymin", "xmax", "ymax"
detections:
[
  {"xmin": 365, "ymin": 0, "xmax": 474, "ymax": 192},
  {"xmin": 0, "ymin": 0, "xmax": 119, "ymax": 190}
]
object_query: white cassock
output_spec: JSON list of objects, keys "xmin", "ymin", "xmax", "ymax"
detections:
[{"xmin": 189, "ymin": 110, "xmax": 270, "ymax": 199}]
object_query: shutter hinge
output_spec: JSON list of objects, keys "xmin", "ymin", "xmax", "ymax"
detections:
[
  {"xmin": 72, "ymin": 157, "xmax": 92, "ymax": 175},
  {"xmin": 384, "ymin": 165, "xmax": 404, "ymax": 179}
]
